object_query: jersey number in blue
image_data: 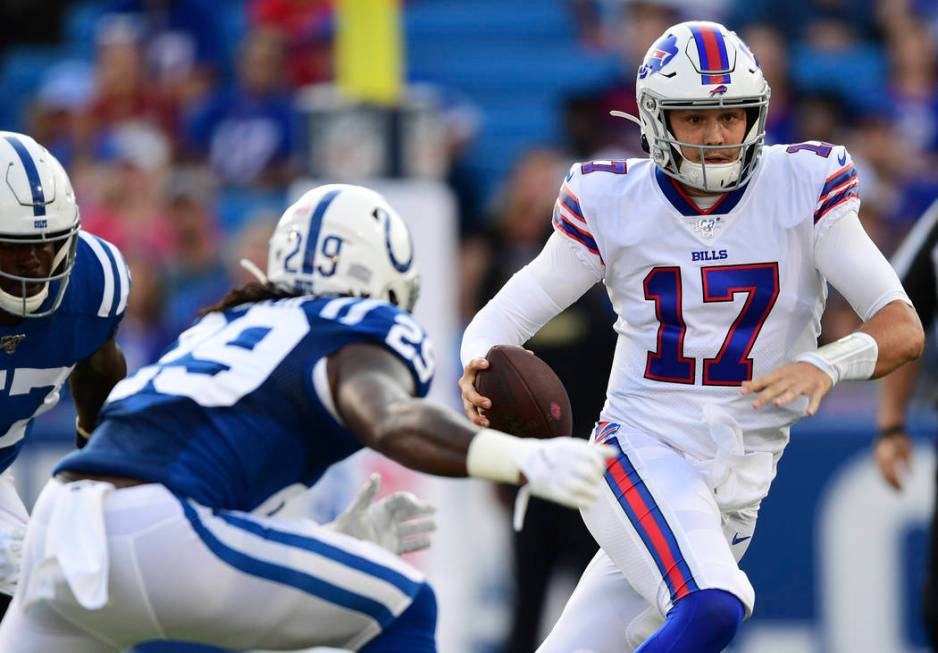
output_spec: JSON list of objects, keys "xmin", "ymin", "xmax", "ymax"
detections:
[{"xmin": 643, "ymin": 263, "xmax": 780, "ymax": 386}]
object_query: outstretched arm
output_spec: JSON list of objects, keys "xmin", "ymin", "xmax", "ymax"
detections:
[
  {"xmin": 70, "ymin": 337, "xmax": 127, "ymax": 448},
  {"xmin": 329, "ymin": 342, "xmax": 615, "ymax": 509},
  {"xmin": 332, "ymin": 342, "xmax": 477, "ymax": 476}
]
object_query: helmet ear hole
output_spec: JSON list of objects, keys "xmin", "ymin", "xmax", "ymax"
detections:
[
  {"xmin": 640, "ymin": 134, "xmax": 650, "ymax": 153},
  {"xmin": 387, "ymin": 289, "xmax": 399, "ymax": 308}
]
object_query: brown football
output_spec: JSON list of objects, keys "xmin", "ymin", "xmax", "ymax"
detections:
[{"xmin": 475, "ymin": 345, "xmax": 573, "ymax": 438}]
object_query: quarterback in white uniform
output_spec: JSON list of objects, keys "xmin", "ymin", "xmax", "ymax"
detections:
[{"xmin": 460, "ymin": 21, "xmax": 924, "ymax": 653}]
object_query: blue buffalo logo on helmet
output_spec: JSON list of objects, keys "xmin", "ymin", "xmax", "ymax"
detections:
[
  {"xmin": 638, "ymin": 33, "xmax": 679, "ymax": 79},
  {"xmin": 708, "ymin": 85, "xmax": 729, "ymax": 96}
]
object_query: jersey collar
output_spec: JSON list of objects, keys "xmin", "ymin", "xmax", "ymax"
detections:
[{"xmin": 654, "ymin": 167, "xmax": 749, "ymax": 216}]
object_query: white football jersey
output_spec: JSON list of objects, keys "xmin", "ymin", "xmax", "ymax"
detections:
[{"xmin": 552, "ymin": 143, "xmax": 860, "ymax": 461}]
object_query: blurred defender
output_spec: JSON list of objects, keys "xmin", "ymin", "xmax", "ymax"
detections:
[
  {"xmin": 0, "ymin": 184, "xmax": 614, "ymax": 652},
  {"xmin": 0, "ymin": 132, "xmax": 128, "ymax": 617},
  {"xmin": 459, "ymin": 21, "xmax": 924, "ymax": 652}
]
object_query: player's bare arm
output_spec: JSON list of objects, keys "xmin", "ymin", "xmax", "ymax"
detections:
[
  {"xmin": 332, "ymin": 342, "xmax": 615, "ymax": 508},
  {"xmin": 332, "ymin": 342, "xmax": 473, "ymax": 476},
  {"xmin": 744, "ymin": 300, "xmax": 924, "ymax": 415},
  {"xmin": 875, "ymin": 359, "xmax": 919, "ymax": 490},
  {"xmin": 70, "ymin": 336, "xmax": 127, "ymax": 448}
]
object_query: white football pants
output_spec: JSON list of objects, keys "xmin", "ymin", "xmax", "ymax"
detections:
[
  {"xmin": 537, "ymin": 425, "xmax": 760, "ymax": 653},
  {"xmin": 0, "ymin": 479, "xmax": 427, "ymax": 652}
]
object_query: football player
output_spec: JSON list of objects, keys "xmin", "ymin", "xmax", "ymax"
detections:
[
  {"xmin": 459, "ymin": 21, "xmax": 924, "ymax": 653},
  {"xmin": 0, "ymin": 132, "xmax": 128, "ymax": 618},
  {"xmin": 0, "ymin": 184, "xmax": 615, "ymax": 652}
]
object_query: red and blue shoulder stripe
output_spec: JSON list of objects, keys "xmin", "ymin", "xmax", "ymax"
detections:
[
  {"xmin": 814, "ymin": 163, "xmax": 859, "ymax": 224},
  {"xmin": 557, "ymin": 182, "xmax": 586, "ymax": 225},
  {"xmin": 552, "ymin": 200, "xmax": 601, "ymax": 260}
]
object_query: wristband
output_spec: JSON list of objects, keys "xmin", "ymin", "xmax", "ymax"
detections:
[
  {"xmin": 795, "ymin": 332, "xmax": 878, "ymax": 385},
  {"xmin": 466, "ymin": 429, "xmax": 531, "ymax": 484},
  {"xmin": 878, "ymin": 424, "xmax": 906, "ymax": 439}
]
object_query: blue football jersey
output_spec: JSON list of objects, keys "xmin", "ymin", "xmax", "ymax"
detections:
[
  {"xmin": 0, "ymin": 230, "xmax": 129, "ymax": 472},
  {"xmin": 56, "ymin": 296, "xmax": 435, "ymax": 512}
]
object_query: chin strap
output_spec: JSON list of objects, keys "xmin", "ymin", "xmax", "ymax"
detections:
[
  {"xmin": 0, "ymin": 284, "xmax": 47, "ymax": 317},
  {"xmin": 679, "ymin": 157, "xmax": 743, "ymax": 191},
  {"xmin": 609, "ymin": 110, "xmax": 643, "ymax": 127},
  {"xmin": 239, "ymin": 259, "xmax": 268, "ymax": 285}
]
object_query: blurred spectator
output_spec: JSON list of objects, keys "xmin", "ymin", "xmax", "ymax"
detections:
[
  {"xmin": 102, "ymin": 0, "xmax": 224, "ymax": 117},
  {"xmin": 563, "ymin": 1, "xmax": 678, "ymax": 158},
  {"xmin": 742, "ymin": 24, "xmax": 794, "ymax": 145},
  {"xmin": 731, "ymin": 0, "xmax": 878, "ymax": 42},
  {"xmin": 789, "ymin": 14, "xmax": 888, "ymax": 117},
  {"xmin": 78, "ymin": 121, "xmax": 176, "ymax": 262},
  {"xmin": 161, "ymin": 168, "xmax": 230, "ymax": 337},
  {"xmin": 77, "ymin": 15, "xmax": 176, "ymax": 158},
  {"xmin": 249, "ymin": 0, "xmax": 334, "ymax": 88},
  {"xmin": 26, "ymin": 60, "xmax": 94, "ymax": 168},
  {"xmin": 223, "ymin": 210, "xmax": 278, "ymax": 288},
  {"xmin": 461, "ymin": 149, "xmax": 567, "ymax": 317},
  {"xmin": 119, "ymin": 252, "xmax": 171, "ymax": 371},
  {"xmin": 790, "ymin": 92, "xmax": 851, "ymax": 146},
  {"xmin": 888, "ymin": 21, "xmax": 938, "ymax": 157},
  {"xmin": 462, "ymin": 149, "xmax": 617, "ymax": 653},
  {"xmin": 184, "ymin": 27, "xmax": 295, "ymax": 189}
]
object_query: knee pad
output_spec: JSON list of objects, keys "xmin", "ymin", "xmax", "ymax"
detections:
[{"xmin": 359, "ymin": 583, "xmax": 438, "ymax": 653}]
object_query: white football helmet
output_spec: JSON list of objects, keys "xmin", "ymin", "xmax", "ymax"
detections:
[
  {"xmin": 267, "ymin": 184, "xmax": 419, "ymax": 311},
  {"xmin": 628, "ymin": 21, "xmax": 770, "ymax": 192},
  {"xmin": 0, "ymin": 132, "xmax": 80, "ymax": 318}
]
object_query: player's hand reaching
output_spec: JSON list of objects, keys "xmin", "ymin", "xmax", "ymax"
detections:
[
  {"xmin": 327, "ymin": 474, "xmax": 436, "ymax": 555},
  {"xmin": 742, "ymin": 361, "xmax": 833, "ymax": 416},
  {"xmin": 517, "ymin": 438, "xmax": 617, "ymax": 511},
  {"xmin": 459, "ymin": 357, "xmax": 491, "ymax": 427},
  {"xmin": 874, "ymin": 430, "xmax": 913, "ymax": 491}
]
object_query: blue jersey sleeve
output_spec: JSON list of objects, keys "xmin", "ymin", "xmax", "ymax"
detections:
[
  {"xmin": 70, "ymin": 231, "xmax": 131, "ymax": 357},
  {"xmin": 309, "ymin": 297, "xmax": 435, "ymax": 397}
]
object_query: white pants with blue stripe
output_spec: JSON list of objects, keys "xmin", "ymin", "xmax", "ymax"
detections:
[
  {"xmin": 537, "ymin": 426, "xmax": 759, "ymax": 653},
  {"xmin": 0, "ymin": 479, "xmax": 428, "ymax": 652}
]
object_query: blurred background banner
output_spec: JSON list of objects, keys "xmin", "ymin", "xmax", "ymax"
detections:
[{"xmin": 0, "ymin": 1, "xmax": 936, "ymax": 652}]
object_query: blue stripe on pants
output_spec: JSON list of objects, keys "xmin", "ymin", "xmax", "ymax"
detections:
[
  {"xmin": 176, "ymin": 497, "xmax": 396, "ymax": 627},
  {"xmin": 216, "ymin": 511, "xmax": 422, "ymax": 597}
]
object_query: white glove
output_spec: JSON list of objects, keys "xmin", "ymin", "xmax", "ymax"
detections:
[
  {"xmin": 0, "ymin": 525, "xmax": 25, "ymax": 594},
  {"xmin": 514, "ymin": 438, "xmax": 617, "ymax": 530},
  {"xmin": 327, "ymin": 474, "xmax": 436, "ymax": 555}
]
